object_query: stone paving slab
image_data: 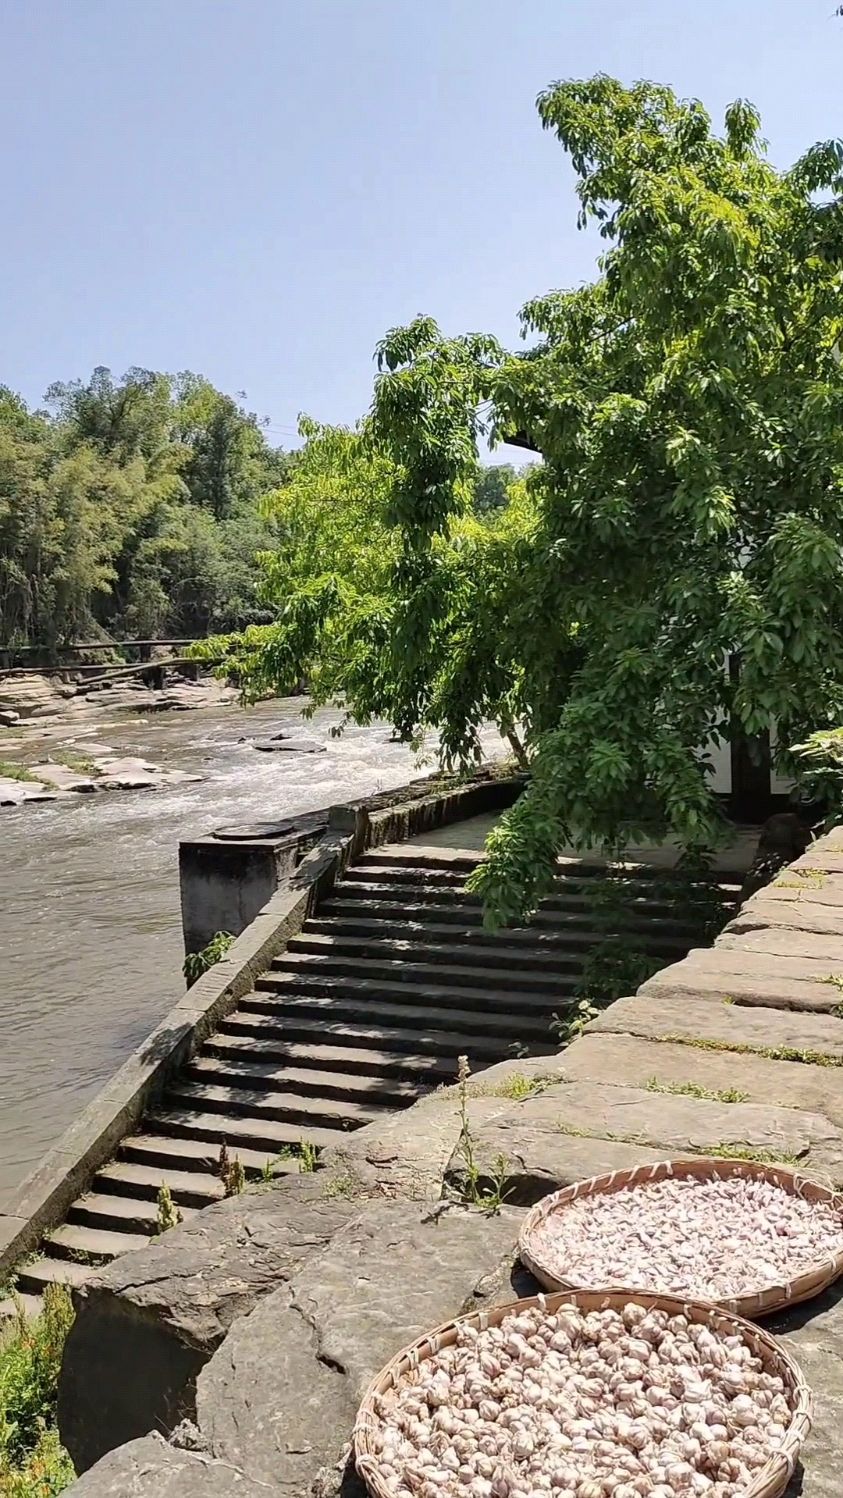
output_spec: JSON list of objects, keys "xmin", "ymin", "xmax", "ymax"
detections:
[
  {"xmin": 641, "ymin": 958, "xmax": 840, "ymax": 1012},
  {"xmin": 746, "ymin": 878, "xmax": 843, "ymax": 908},
  {"xmin": 732, "ymin": 897, "xmax": 843, "ymax": 936},
  {"xmin": 587, "ymin": 990, "xmax": 843, "ymax": 1056},
  {"xmin": 561, "ymin": 1031, "xmax": 843, "ymax": 1130},
  {"xmin": 680, "ymin": 945, "xmax": 843, "ymax": 983},
  {"xmin": 445, "ymin": 1077, "xmax": 843, "ymax": 1184},
  {"xmin": 719, "ymin": 926, "xmax": 843, "ymax": 963}
]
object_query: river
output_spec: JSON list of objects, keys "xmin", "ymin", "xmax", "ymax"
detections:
[{"xmin": 0, "ymin": 699, "xmax": 497, "ymax": 1204}]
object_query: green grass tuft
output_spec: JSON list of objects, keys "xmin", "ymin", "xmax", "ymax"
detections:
[
  {"xmin": 0, "ymin": 763, "xmax": 37, "ymax": 783},
  {"xmin": 660, "ymin": 1031, "xmax": 843, "ymax": 1068},
  {"xmin": 646, "ymin": 1076, "xmax": 749, "ymax": 1104}
]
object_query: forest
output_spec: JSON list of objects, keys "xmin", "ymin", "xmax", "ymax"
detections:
[
  {"xmin": 0, "ymin": 367, "xmax": 520, "ymax": 657},
  {"xmin": 0, "ymin": 366, "xmax": 292, "ymax": 652}
]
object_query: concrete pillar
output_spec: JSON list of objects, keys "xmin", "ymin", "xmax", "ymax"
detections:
[{"xmin": 178, "ymin": 815, "xmax": 328, "ymax": 956}]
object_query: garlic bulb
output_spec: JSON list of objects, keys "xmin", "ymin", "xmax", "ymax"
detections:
[
  {"xmin": 366, "ymin": 1302, "xmax": 797, "ymax": 1498},
  {"xmin": 528, "ymin": 1174, "xmax": 843, "ymax": 1300}
]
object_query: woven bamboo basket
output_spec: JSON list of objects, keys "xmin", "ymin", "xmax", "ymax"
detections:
[
  {"xmin": 354, "ymin": 1287, "xmax": 812, "ymax": 1498},
  {"xmin": 518, "ymin": 1156, "xmax": 843, "ymax": 1318}
]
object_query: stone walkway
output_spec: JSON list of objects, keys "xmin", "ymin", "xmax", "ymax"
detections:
[
  {"xmin": 61, "ymin": 827, "xmax": 843, "ymax": 1497},
  {"xmin": 413, "ymin": 810, "xmax": 763, "ymax": 871}
]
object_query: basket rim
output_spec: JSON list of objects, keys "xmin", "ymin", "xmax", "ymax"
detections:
[
  {"xmin": 518, "ymin": 1155, "xmax": 843, "ymax": 1316},
  {"xmin": 353, "ymin": 1286, "xmax": 813, "ymax": 1498}
]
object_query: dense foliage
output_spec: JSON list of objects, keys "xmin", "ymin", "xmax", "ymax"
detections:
[
  {"xmin": 218, "ymin": 76, "xmax": 843, "ymax": 924},
  {"xmin": 0, "ymin": 368, "xmax": 289, "ymax": 652},
  {"xmin": 202, "ymin": 420, "xmax": 532, "ymax": 763}
]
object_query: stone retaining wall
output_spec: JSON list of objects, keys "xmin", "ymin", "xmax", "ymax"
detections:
[{"xmin": 58, "ymin": 826, "xmax": 843, "ymax": 1495}]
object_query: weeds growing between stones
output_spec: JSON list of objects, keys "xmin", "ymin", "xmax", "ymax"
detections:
[
  {"xmin": 156, "ymin": 1183, "xmax": 183, "ymax": 1231},
  {"xmin": 646, "ymin": 1077, "xmax": 749, "ymax": 1104},
  {"xmin": 660, "ymin": 1031, "xmax": 843, "ymax": 1067},
  {"xmin": 0, "ymin": 763, "xmax": 37, "ymax": 784},
  {"xmin": 0, "ymin": 1285, "xmax": 76, "ymax": 1495},
  {"xmin": 182, "ymin": 930, "xmax": 234, "ymax": 986},
  {"xmin": 298, "ymin": 1140, "xmax": 319, "ymax": 1174},
  {"xmin": 452, "ymin": 1057, "xmax": 511, "ymax": 1213}
]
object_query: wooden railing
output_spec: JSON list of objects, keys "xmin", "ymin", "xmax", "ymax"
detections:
[{"xmin": 0, "ymin": 639, "xmax": 201, "ymax": 673}]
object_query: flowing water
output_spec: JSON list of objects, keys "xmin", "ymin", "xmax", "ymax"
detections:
[{"xmin": 0, "ymin": 699, "xmax": 498, "ymax": 1203}]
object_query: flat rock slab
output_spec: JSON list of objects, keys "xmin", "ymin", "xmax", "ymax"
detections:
[
  {"xmin": 746, "ymin": 878, "xmax": 843, "ymax": 909},
  {"xmin": 445, "ymin": 1077, "xmax": 843, "ymax": 1180},
  {"xmin": 326, "ymin": 1089, "xmax": 515, "ymax": 1199},
  {"xmin": 445, "ymin": 1122, "xmax": 668, "ymax": 1203},
  {"xmin": 62, "ymin": 1432, "xmax": 271, "ymax": 1496},
  {"xmin": 562, "ymin": 1030, "xmax": 843, "ymax": 1129},
  {"xmin": 196, "ymin": 1199, "xmax": 522, "ymax": 1492},
  {"xmin": 720, "ymin": 926, "xmax": 843, "ymax": 964},
  {"xmin": 764, "ymin": 1287, "xmax": 843, "ymax": 1498},
  {"xmin": 641, "ymin": 958, "xmax": 840, "ymax": 1012},
  {"xmin": 731, "ymin": 896, "xmax": 843, "ymax": 936},
  {"xmin": 58, "ymin": 1175, "xmax": 360, "ymax": 1474},
  {"xmin": 588, "ymin": 991, "xmax": 843, "ymax": 1059}
]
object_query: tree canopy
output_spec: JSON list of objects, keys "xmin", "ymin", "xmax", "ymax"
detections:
[
  {"xmin": 221, "ymin": 74, "xmax": 843, "ymax": 924},
  {"xmin": 0, "ymin": 368, "xmax": 290, "ymax": 650}
]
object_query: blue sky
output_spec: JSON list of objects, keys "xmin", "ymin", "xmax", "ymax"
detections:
[{"xmin": 1, "ymin": 0, "xmax": 840, "ymax": 447}]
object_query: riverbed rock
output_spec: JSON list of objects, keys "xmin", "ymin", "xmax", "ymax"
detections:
[
  {"xmin": 29, "ymin": 762, "xmax": 97, "ymax": 793},
  {"xmin": 58, "ymin": 1174, "xmax": 362, "ymax": 1473},
  {"xmin": 252, "ymin": 735, "xmax": 326, "ymax": 753},
  {"xmin": 0, "ymin": 673, "xmax": 66, "ymax": 719},
  {"xmin": 0, "ymin": 774, "xmax": 56, "ymax": 805},
  {"xmin": 0, "ymin": 709, "xmax": 21, "ymax": 726}
]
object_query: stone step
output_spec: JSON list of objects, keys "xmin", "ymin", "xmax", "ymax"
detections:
[
  {"xmin": 311, "ymin": 906, "xmax": 696, "ymax": 953},
  {"xmin": 0, "ymin": 1291, "xmax": 41, "ymax": 1322},
  {"xmin": 272, "ymin": 950, "xmax": 569, "ymax": 996},
  {"xmin": 218, "ymin": 1008, "xmax": 531, "ymax": 1061},
  {"xmin": 246, "ymin": 984, "xmax": 564, "ymax": 1036},
  {"xmin": 119, "ymin": 1132, "xmax": 291, "ymax": 1178},
  {"xmin": 358, "ymin": 849, "xmax": 485, "ymax": 874},
  {"xmin": 46, "ymin": 1222, "xmax": 150, "ymax": 1264},
  {"xmin": 257, "ymin": 967, "xmax": 573, "ymax": 1013},
  {"xmin": 359, "ymin": 847, "xmax": 742, "ymax": 892},
  {"xmin": 334, "ymin": 877, "xmax": 722, "ymax": 922},
  {"xmin": 288, "ymin": 929, "xmax": 585, "ymax": 975},
  {"xmin": 95, "ymin": 1160, "xmax": 227, "ymax": 1208},
  {"xmin": 68, "ymin": 1191, "xmax": 178, "ymax": 1236},
  {"xmin": 186, "ymin": 1054, "xmax": 426, "ymax": 1105},
  {"xmin": 147, "ymin": 1106, "xmax": 347, "ymax": 1154},
  {"xmin": 203, "ymin": 1030, "xmax": 457, "ymax": 1081},
  {"xmin": 15, "ymin": 1255, "xmax": 96, "ymax": 1295},
  {"xmin": 164, "ymin": 1078, "xmax": 388, "ymax": 1130}
]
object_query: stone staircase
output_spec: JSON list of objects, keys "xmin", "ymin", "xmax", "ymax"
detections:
[{"xmin": 3, "ymin": 844, "xmax": 739, "ymax": 1312}]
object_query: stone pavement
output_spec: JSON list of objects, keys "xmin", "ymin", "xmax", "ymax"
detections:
[{"xmin": 61, "ymin": 827, "xmax": 843, "ymax": 1496}]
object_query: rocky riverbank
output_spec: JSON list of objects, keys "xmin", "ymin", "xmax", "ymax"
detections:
[
  {"xmin": 0, "ymin": 670, "xmax": 237, "ymax": 729},
  {"xmin": 0, "ymin": 672, "xmax": 238, "ymax": 805}
]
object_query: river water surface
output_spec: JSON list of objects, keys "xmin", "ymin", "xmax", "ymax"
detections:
[{"xmin": 0, "ymin": 699, "xmax": 494, "ymax": 1204}]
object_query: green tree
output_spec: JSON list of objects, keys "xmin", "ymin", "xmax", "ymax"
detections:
[
  {"xmin": 473, "ymin": 463, "xmax": 520, "ymax": 513},
  {"xmin": 231, "ymin": 77, "xmax": 843, "ymax": 925}
]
